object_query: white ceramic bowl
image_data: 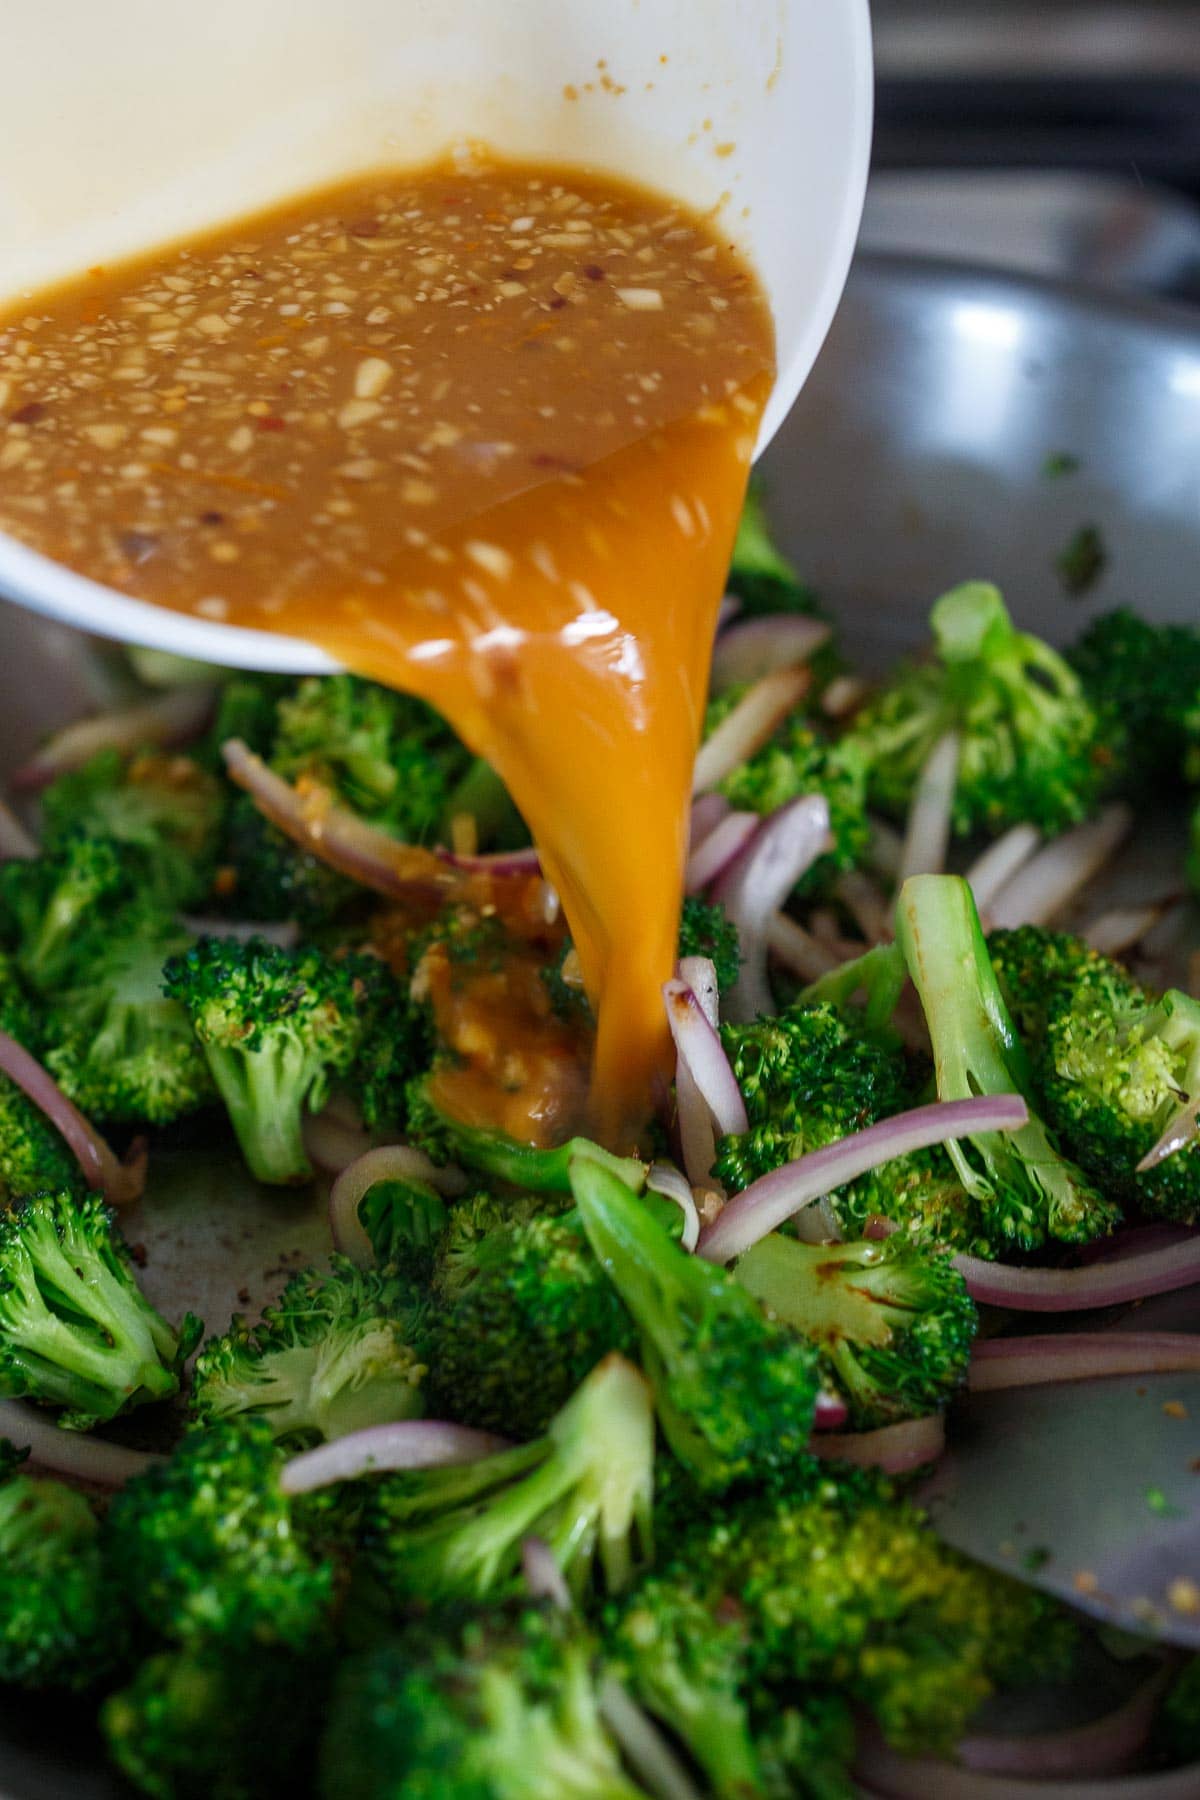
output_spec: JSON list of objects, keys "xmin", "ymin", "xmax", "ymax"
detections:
[{"xmin": 0, "ymin": 0, "xmax": 873, "ymax": 672}]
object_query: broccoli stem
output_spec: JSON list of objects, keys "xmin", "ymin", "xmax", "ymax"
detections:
[
  {"xmin": 203, "ymin": 1040, "xmax": 324, "ymax": 1186},
  {"xmin": 435, "ymin": 1120, "xmax": 645, "ymax": 1198},
  {"xmin": 801, "ymin": 940, "xmax": 908, "ymax": 1035}
]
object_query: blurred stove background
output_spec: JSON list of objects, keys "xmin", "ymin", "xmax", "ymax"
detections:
[{"xmin": 863, "ymin": 1, "xmax": 1200, "ymax": 302}]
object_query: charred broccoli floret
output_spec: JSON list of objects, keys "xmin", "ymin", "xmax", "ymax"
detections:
[
  {"xmin": 105, "ymin": 1418, "xmax": 335, "ymax": 1647},
  {"xmin": 896, "ymin": 875, "xmax": 1120, "ymax": 1251},
  {"xmin": 1039, "ymin": 958, "xmax": 1200, "ymax": 1224},
  {"xmin": 426, "ymin": 1208, "xmax": 635, "ymax": 1441},
  {"xmin": 40, "ymin": 746, "xmax": 223, "ymax": 909},
  {"xmin": 0, "ymin": 1190, "xmax": 197, "ymax": 1428},
  {"xmin": 190, "ymin": 1257, "xmax": 428, "ymax": 1447},
  {"xmin": 366, "ymin": 1355, "xmax": 654, "ymax": 1604},
  {"xmin": 0, "ymin": 1444, "xmax": 130, "ymax": 1689},
  {"xmin": 571, "ymin": 1158, "xmax": 819, "ymax": 1492},
  {"xmin": 163, "ymin": 937, "xmax": 421, "ymax": 1183},
  {"xmin": 102, "ymin": 1641, "xmax": 329, "ymax": 1800},
  {"xmin": 321, "ymin": 1603, "xmax": 650, "ymax": 1800},
  {"xmin": 734, "ymin": 1231, "xmax": 977, "ymax": 1428},
  {"xmin": 848, "ymin": 582, "xmax": 1105, "ymax": 837}
]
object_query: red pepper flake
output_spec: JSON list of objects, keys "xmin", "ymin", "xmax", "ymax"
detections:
[
  {"xmin": 199, "ymin": 510, "xmax": 225, "ymax": 526},
  {"xmin": 348, "ymin": 217, "xmax": 381, "ymax": 238},
  {"xmin": 256, "ymin": 416, "xmax": 286, "ymax": 433},
  {"xmin": 547, "ymin": 295, "xmax": 568, "ymax": 311},
  {"xmin": 11, "ymin": 401, "xmax": 46, "ymax": 425},
  {"xmin": 584, "ymin": 264, "xmax": 606, "ymax": 281}
]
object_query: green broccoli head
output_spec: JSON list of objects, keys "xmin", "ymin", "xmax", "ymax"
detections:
[
  {"xmin": 190, "ymin": 1256, "xmax": 428, "ymax": 1447},
  {"xmin": 849, "ymin": 582, "xmax": 1106, "ymax": 837},
  {"xmin": 0, "ymin": 956, "xmax": 84, "ymax": 1198},
  {"xmin": 0, "ymin": 833, "xmax": 134, "ymax": 995},
  {"xmin": 734, "ymin": 1231, "xmax": 978, "ymax": 1429},
  {"xmin": 754, "ymin": 1693, "xmax": 857, "ymax": 1800},
  {"xmin": 0, "ymin": 1190, "xmax": 198, "ymax": 1428},
  {"xmin": 713, "ymin": 999, "xmax": 911, "ymax": 1194},
  {"xmin": 43, "ymin": 905, "xmax": 214, "ymax": 1128},
  {"xmin": 712, "ymin": 706, "xmax": 869, "ymax": 894},
  {"xmin": 571, "ymin": 1158, "xmax": 820, "ymax": 1492},
  {"xmin": 163, "ymin": 937, "xmax": 416, "ymax": 1184},
  {"xmin": 321, "ymin": 1603, "xmax": 648, "ymax": 1800},
  {"xmin": 40, "ymin": 746, "xmax": 224, "ymax": 910},
  {"xmin": 367, "ymin": 1354, "xmax": 655, "ymax": 1605},
  {"xmin": 896, "ymin": 875, "xmax": 1120, "ymax": 1251},
  {"xmin": 102, "ymin": 1641, "xmax": 329, "ymax": 1800},
  {"xmin": 0, "ymin": 1453, "xmax": 130, "ymax": 1690},
  {"xmin": 217, "ymin": 793, "xmax": 359, "ymax": 930},
  {"xmin": 1040, "ymin": 959, "xmax": 1200, "ymax": 1224},
  {"xmin": 1069, "ymin": 607, "xmax": 1200, "ymax": 793},
  {"xmin": 105, "ymin": 1417, "xmax": 335, "ymax": 1647},
  {"xmin": 426, "ymin": 1208, "xmax": 635, "ymax": 1442},
  {"xmin": 677, "ymin": 895, "xmax": 742, "ymax": 995},
  {"xmin": 727, "ymin": 483, "xmax": 825, "ymax": 622},
  {"xmin": 986, "ymin": 924, "xmax": 1104, "ymax": 1045},
  {"xmin": 835, "ymin": 1145, "xmax": 994, "ymax": 1261}
]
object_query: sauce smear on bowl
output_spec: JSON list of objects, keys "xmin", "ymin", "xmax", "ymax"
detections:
[{"xmin": 0, "ymin": 157, "xmax": 774, "ymax": 1144}]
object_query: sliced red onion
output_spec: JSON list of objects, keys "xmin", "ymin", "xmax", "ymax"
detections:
[
  {"xmin": 834, "ymin": 869, "xmax": 893, "ymax": 944},
  {"xmin": 329, "ymin": 1144, "xmax": 467, "ymax": 1267},
  {"xmin": 646, "ymin": 1161, "xmax": 701, "ymax": 1253},
  {"xmin": 716, "ymin": 594, "xmax": 741, "ymax": 633},
  {"xmin": 1138, "ymin": 1093, "xmax": 1200, "ymax": 1173},
  {"xmin": 0, "ymin": 1029, "xmax": 146, "ymax": 1205},
  {"xmin": 663, "ymin": 979, "xmax": 747, "ymax": 1137},
  {"xmin": 685, "ymin": 811, "xmax": 760, "ymax": 895},
  {"xmin": 987, "ymin": 804, "xmax": 1134, "ymax": 931},
  {"xmin": 953, "ymin": 1233, "xmax": 1200, "ymax": 1312},
  {"xmin": 303, "ymin": 1109, "xmax": 379, "ymax": 1179},
  {"xmin": 689, "ymin": 792, "xmax": 730, "ymax": 845},
  {"xmin": 697, "ymin": 1095, "xmax": 1029, "ymax": 1264},
  {"xmin": 0, "ymin": 1399, "xmax": 162, "ymax": 1487},
  {"xmin": 957, "ymin": 1664, "xmax": 1172, "ymax": 1781},
  {"xmin": 898, "ymin": 730, "xmax": 960, "ymax": 884},
  {"xmin": 1083, "ymin": 901, "xmax": 1175, "ymax": 959},
  {"xmin": 179, "ymin": 915, "xmax": 300, "ymax": 949},
  {"xmin": 966, "ymin": 824, "xmax": 1042, "ymax": 917},
  {"xmin": 677, "ymin": 956, "xmax": 720, "ymax": 1029},
  {"xmin": 280, "ymin": 1420, "xmax": 509, "ymax": 1494},
  {"xmin": 821, "ymin": 673, "xmax": 871, "ymax": 720},
  {"xmin": 714, "ymin": 795, "xmax": 834, "ymax": 1022},
  {"xmin": 812, "ymin": 1391, "xmax": 850, "ymax": 1431},
  {"xmin": 0, "ymin": 799, "xmax": 37, "ymax": 861},
  {"xmin": 521, "ymin": 1536, "xmax": 572, "ymax": 1610},
  {"xmin": 856, "ymin": 1725, "xmax": 1200, "ymax": 1799},
  {"xmin": 970, "ymin": 1332, "xmax": 1200, "ymax": 1391},
  {"xmin": 597, "ymin": 1677, "xmax": 706, "ymax": 1800},
  {"xmin": 710, "ymin": 615, "xmax": 830, "ymax": 692},
  {"xmin": 1074, "ymin": 1225, "xmax": 1193, "ymax": 1267},
  {"xmin": 223, "ymin": 739, "xmax": 455, "ymax": 901},
  {"xmin": 766, "ymin": 912, "xmax": 841, "ymax": 982},
  {"xmin": 867, "ymin": 816, "xmax": 904, "ymax": 880},
  {"xmin": 437, "ymin": 845, "xmax": 542, "ymax": 877},
  {"xmin": 13, "ymin": 686, "xmax": 215, "ymax": 790},
  {"xmin": 692, "ymin": 666, "xmax": 811, "ymax": 795},
  {"xmin": 811, "ymin": 1411, "xmax": 945, "ymax": 1475}
]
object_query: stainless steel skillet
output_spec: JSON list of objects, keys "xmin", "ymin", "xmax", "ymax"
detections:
[{"xmin": 0, "ymin": 252, "xmax": 1195, "ymax": 1794}]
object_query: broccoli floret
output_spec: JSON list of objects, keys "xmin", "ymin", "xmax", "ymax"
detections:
[
  {"xmin": 163, "ymin": 937, "xmax": 421, "ymax": 1183},
  {"xmin": 570, "ymin": 1158, "xmax": 820, "ymax": 1492},
  {"xmin": 1039, "ymin": 958, "xmax": 1200, "ymax": 1224},
  {"xmin": 896, "ymin": 875, "xmax": 1120, "ymax": 1251},
  {"xmin": 1070, "ymin": 607, "xmax": 1200, "ymax": 793},
  {"xmin": 105, "ymin": 1418, "xmax": 335, "ymax": 1646},
  {"xmin": 102, "ymin": 1641, "xmax": 329, "ymax": 1800},
  {"xmin": 727, "ymin": 483, "xmax": 824, "ymax": 621},
  {"xmin": 0, "ymin": 1447, "xmax": 129, "ymax": 1689},
  {"xmin": 835, "ymin": 1145, "xmax": 993, "ymax": 1260},
  {"xmin": 0, "ymin": 833, "xmax": 133, "ymax": 994},
  {"xmin": 427, "ymin": 1187, "xmax": 558, "ymax": 1305},
  {"xmin": 270, "ymin": 673, "xmax": 471, "ymax": 844},
  {"xmin": 848, "ymin": 582, "xmax": 1106, "ymax": 837},
  {"xmin": 713, "ymin": 999, "xmax": 910, "ymax": 1193},
  {"xmin": 677, "ymin": 895, "xmax": 742, "ymax": 995},
  {"xmin": 713, "ymin": 707, "xmax": 869, "ymax": 893},
  {"xmin": 734, "ymin": 1231, "xmax": 976, "ymax": 1428},
  {"xmin": 427, "ymin": 1210, "xmax": 635, "ymax": 1441},
  {"xmin": 689, "ymin": 1477, "xmax": 1078, "ymax": 1756},
  {"xmin": 357, "ymin": 1170, "xmax": 450, "ymax": 1285},
  {"xmin": 1158, "ymin": 1657, "xmax": 1200, "ymax": 1766},
  {"xmin": 43, "ymin": 906, "xmax": 214, "ymax": 1127},
  {"xmin": 190, "ymin": 1257, "xmax": 428, "ymax": 1447},
  {"xmin": 367, "ymin": 1355, "xmax": 654, "ymax": 1604},
  {"xmin": 755, "ymin": 1694, "xmax": 857, "ymax": 1800},
  {"xmin": 605, "ymin": 1573, "xmax": 766, "ymax": 1798},
  {"xmin": 40, "ymin": 746, "xmax": 223, "ymax": 909},
  {"xmin": 217, "ymin": 793, "xmax": 358, "ymax": 929},
  {"xmin": 405, "ymin": 1081, "xmax": 645, "ymax": 1194},
  {"xmin": 0, "ymin": 952, "xmax": 83, "ymax": 1196},
  {"xmin": 986, "ymin": 924, "xmax": 1103, "ymax": 1045},
  {"xmin": 0, "ymin": 1190, "xmax": 198, "ymax": 1428},
  {"xmin": 321, "ymin": 1603, "xmax": 650, "ymax": 1800}
]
